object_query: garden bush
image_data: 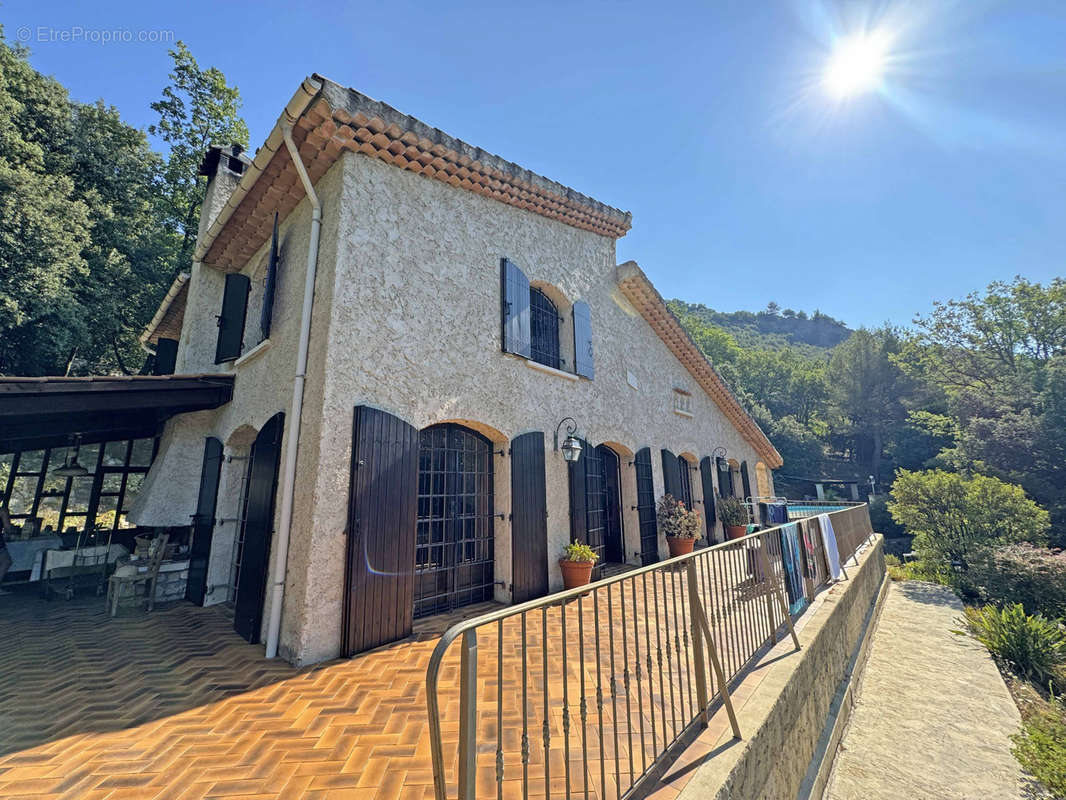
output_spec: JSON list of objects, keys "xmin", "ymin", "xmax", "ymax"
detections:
[
  {"xmin": 1011, "ymin": 695, "xmax": 1066, "ymax": 797},
  {"xmin": 960, "ymin": 603, "xmax": 1066, "ymax": 687},
  {"xmin": 888, "ymin": 470, "xmax": 1050, "ymax": 572},
  {"xmin": 969, "ymin": 543, "xmax": 1066, "ymax": 620}
]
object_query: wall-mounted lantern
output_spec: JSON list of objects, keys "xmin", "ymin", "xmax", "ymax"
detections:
[{"xmin": 553, "ymin": 417, "xmax": 583, "ymax": 462}]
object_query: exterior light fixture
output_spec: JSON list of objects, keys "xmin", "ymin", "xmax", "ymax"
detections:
[
  {"xmin": 553, "ymin": 417, "xmax": 583, "ymax": 462},
  {"xmin": 53, "ymin": 433, "xmax": 90, "ymax": 478}
]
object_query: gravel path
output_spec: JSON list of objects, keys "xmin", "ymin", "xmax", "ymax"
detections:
[{"xmin": 824, "ymin": 581, "xmax": 1029, "ymax": 800}]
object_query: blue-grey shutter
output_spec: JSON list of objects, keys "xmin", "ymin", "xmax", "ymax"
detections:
[
  {"xmin": 568, "ymin": 437, "xmax": 589, "ymax": 544},
  {"xmin": 511, "ymin": 431, "xmax": 548, "ymax": 603},
  {"xmin": 700, "ymin": 457, "xmax": 718, "ymax": 541},
  {"xmin": 153, "ymin": 338, "xmax": 178, "ymax": 375},
  {"xmin": 501, "ymin": 258, "xmax": 531, "ymax": 357},
  {"xmin": 661, "ymin": 448, "xmax": 681, "ymax": 499},
  {"xmin": 259, "ymin": 213, "xmax": 279, "ymax": 342},
  {"xmin": 215, "ymin": 273, "xmax": 250, "ymax": 364},
  {"xmin": 740, "ymin": 461, "xmax": 752, "ymax": 499},
  {"xmin": 573, "ymin": 300, "xmax": 594, "ymax": 378}
]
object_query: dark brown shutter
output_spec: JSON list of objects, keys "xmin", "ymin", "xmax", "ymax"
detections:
[
  {"xmin": 215, "ymin": 273, "xmax": 250, "ymax": 364},
  {"xmin": 501, "ymin": 258, "xmax": 531, "ymax": 358},
  {"xmin": 259, "ymin": 212, "xmax": 280, "ymax": 342},
  {"xmin": 740, "ymin": 461, "xmax": 752, "ymax": 499},
  {"xmin": 186, "ymin": 437, "xmax": 223, "ymax": 605},
  {"xmin": 153, "ymin": 338, "xmax": 178, "ymax": 375},
  {"xmin": 342, "ymin": 405, "xmax": 420, "ymax": 657},
  {"xmin": 573, "ymin": 300, "xmax": 594, "ymax": 378},
  {"xmin": 234, "ymin": 412, "xmax": 284, "ymax": 643},
  {"xmin": 511, "ymin": 431, "xmax": 548, "ymax": 603},
  {"xmin": 699, "ymin": 457, "xmax": 718, "ymax": 542},
  {"xmin": 661, "ymin": 448, "xmax": 681, "ymax": 499},
  {"xmin": 568, "ymin": 437, "xmax": 589, "ymax": 545},
  {"xmin": 634, "ymin": 448, "xmax": 659, "ymax": 565}
]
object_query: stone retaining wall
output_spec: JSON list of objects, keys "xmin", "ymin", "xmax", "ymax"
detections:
[{"xmin": 679, "ymin": 535, "xmax": 887, "ymax": 800}]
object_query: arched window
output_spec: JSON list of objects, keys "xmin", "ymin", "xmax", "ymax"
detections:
[{"xmin": 529, "ymin": 287, "xmax": 560, "ymax": 369}]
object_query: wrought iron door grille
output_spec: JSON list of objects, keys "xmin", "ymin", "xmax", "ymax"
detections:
[
  {"xmin": 583, "ymin": 445, "xmax": 607, "ymax": 574},
  {"xmin": 677, "ymin": 456, "xmax": 693, "ymax": 508},
  {"xmin": 529, "ymin": 288, "xmax": 561, "ymax": 369},
  {"xmin": 415, "ymin": 424, "xmax": 495, "ymax": 618},
  {"xmin": 634, "ymin": 449, "xmax": 659, "ymax": 565}
]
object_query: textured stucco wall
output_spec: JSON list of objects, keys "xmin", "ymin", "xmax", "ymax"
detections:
[
  {"xmin": 135, "ymin": 146, "xmax": 774, "ymax": 666},
  {"xmin": 286, "ymin": 151, "xmax": 770, "ymax": 664},
  {"xmin": 130, "ymin": 157, "xmax": 345, "ymax": 651}
]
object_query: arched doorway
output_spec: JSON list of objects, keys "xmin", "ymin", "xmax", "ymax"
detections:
[
  {"xmin": 585, "ymin": 443, "xmax": 625, "ymax": 567},
  {"xmin": 234, "ymin": 412, "xmax": 284, "ymax": 643},
  {"xmin": 415, "ymin": 423, "xmax": 495, "ymax": 618}
]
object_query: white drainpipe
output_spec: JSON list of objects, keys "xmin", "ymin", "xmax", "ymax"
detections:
[{"xmin": 264, "ymin": 114, "xmax": 323, "ymax": 659}]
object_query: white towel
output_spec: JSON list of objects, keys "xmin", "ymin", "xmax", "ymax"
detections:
[{"xmin": 818, "ymin": 513, "xmax": 844, "ymax": 581}]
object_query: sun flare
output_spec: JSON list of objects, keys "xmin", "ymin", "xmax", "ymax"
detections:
[{"xmin": 823, "ymin": 31, "xmax": 890, "ymax": 98}]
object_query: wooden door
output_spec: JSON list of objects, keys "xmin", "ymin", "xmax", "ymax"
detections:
[
  {"xmin": 600, "ymin": 445, "xmax": 625, "ymax": 563},
  {"xmin": 510, "ymin": 431, "xmax": 547, "ymax": 603},
  {"xmin": 186, "ymin": 437, "xmax": 223, "ymax": 605},
  {"xmin": 234, "ymin": 413, "xmax": 284, "ymax": 643},
  {"xmin": 342, "ymin": 406, "xmax": 420, "ymax": 656}
]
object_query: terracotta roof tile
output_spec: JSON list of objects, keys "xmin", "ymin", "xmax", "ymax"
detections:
[{"xmin": 203, "ymin": 76, "xmax": 632, "ymax": 270}]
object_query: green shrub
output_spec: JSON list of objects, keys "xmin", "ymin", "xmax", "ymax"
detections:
[
  {"xmin": 717, "ymin": 495, "xmax": 748, "ymax": 527},
  {"xmin": 1011, "ymin": 695, "xmax": 1066, "ymax": 797},
  {"xmin": 868, "ymin": 495, "xmax": 904, "ymax": 538},
  {"xmin": 884, "ymin": 554, "xmax": 950, "ymax": 584},
  {"xmin": 970, "ymin": 544, "xmax": 1066, "ymax": 620},
  {"xmin": 960, "ymin": 603, "xmax": 1066, "ymax": 687},
  {"xmin": 888, "ymin": 470, "xmax": 1050, "ymax": 572},
  {"xmin": 561, "ymin": 542, "xmax": 598, "ymax": 563}
]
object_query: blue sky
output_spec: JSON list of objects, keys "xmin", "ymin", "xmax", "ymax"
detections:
[{"xmin": 5, "ymin": 0, "xmax": 1064, "ymax": 329}]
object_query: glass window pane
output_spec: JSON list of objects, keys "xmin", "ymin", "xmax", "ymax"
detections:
[
  {"xmin": 62, "ymin": 514, "xmax": 86, "ymax": 534},
  {"xmin": 66, "ymin": 476, "xmax": 93, "ymax": 513},
  {"xmin": 121, "ymin": 473, "xmax": 145, "ymax": 511},
  {"xmin": 37, "ymin": 496, "xmax": 62, "ymax": 533},
  {"xmin": 116, "ymin": 513, "xmax": 136, "ymax": 530},
  {"xmin": 17, "ymin": 450, "xmax": 45, "ymax": 474},
  {"xmin": 101, "ymin": 472, "xmax": 124, "ymax": 493},
  {"xmin": 78, "ymin": 443, "xmax": 100, "ymax": 472},
  {"xmin": 129, "ymin": 438, "xmax": 154, "ymax": 467},
  {"xmin": 8, "ymin": 476, "xmax": 37, "ymax": 515},
  {"xmin": 0, "ymin": 452, "xmax": 11, "ymax": 490},
  {"xmin": 103, "ymin": 441, "xmax": 129, "ymax": 467},
  {"xmin": 94, "ymin": 496, "xmax": 118, "ymax": 530}
]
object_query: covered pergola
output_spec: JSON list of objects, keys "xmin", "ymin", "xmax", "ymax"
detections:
[{"xmin": 0, "ymin": 374, "xmax": 235, "ymax": 453}]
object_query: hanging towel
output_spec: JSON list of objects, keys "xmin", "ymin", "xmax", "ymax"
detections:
[
  {"xmin": 799, "ymin": 520, "xmax": 818, "ymax": 579},
  {"xmin": 779, "ymin": 523, "xmax": 807, "ymax": 615},
  {"xmin": 766, "ymin": 502, "xmax": 789, "ymax": 526},
  {"xmin": 818, "ymin": 513, "xmax": 844, "ymax": 581}
]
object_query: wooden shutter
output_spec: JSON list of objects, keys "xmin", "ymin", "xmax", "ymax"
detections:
[
  {"xmin": 661, "ymin": 448, "xmax": 681, "ymax": 499},
  {"xmin": 573, "ymin": 300, "xmax": 594, "ymax": 378},
  {"xmin": 568, "ymin": 438, "xmax": 589, "ymax": 545},
  {"xmin": 699, "ymin": 457, "xmax": 718, "ymax": 542},
  {"xmin": 259, "ymin": 213, "xmax": 280, "ymax": 342},
  {"xmin": 215, "ymin": 273, "xmax": 250, "ymax": 364},
  {"xmin": 740, "ymin": 461, "xmax": 752, "ymax": 499},
  {"xmin": 511, "ymin": 431, "xmax": 548, "ymax": 603},
  {"xmin": 153, "ymin": 338, "xmax": 178, "ymax": 375},
  {"xmin": 186, "ymin": 437, "xmax": 223, "ymax": 605},
  {"xmin": 500, "ymin": 258, "xmax": 531, "ymax": 358},
  {"xmin": 634, "ymin": 448, "xmax": 659, "ymax": 565},
  {"xmin": 342, "ymin": 406, "xmax": 420, "ymax": 657},
  {"xmin": 234, "ymin": 413, "xmax": 284, "ymax": 643}
]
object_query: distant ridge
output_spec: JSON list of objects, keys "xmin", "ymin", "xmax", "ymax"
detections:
[{"xmin": 669, "ymin": 301, "xmax": 852, "ymax": 355}]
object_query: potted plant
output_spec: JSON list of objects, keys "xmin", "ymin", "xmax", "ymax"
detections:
[
  {"xmin": 718, "ymin": 496, "xmax": 749, "ymax": 540},
  {"xmin": 559, "ymin": 542, "xmax": 599, "ymax": 589},
  {"xmin": 657, "ymin": 494, "xmax": 702, "ymax": 557}
]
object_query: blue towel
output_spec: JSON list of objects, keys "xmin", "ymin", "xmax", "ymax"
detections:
[
  {"xmin": 766, "ymin": 503, "xmax": 789, "ymax": 525},
  {"xmin": 779, "ymin": 523, "xmax": 807, "ymax": 615}
]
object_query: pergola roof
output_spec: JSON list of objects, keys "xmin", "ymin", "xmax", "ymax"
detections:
[{"xmin": 0, "ymin": 374, "xmax": 235, "ymax": 453}]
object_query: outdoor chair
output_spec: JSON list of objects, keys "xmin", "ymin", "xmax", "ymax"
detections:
[{"xmin": 107, "ymin": 532, "xmax": 169, "ymax": 617}]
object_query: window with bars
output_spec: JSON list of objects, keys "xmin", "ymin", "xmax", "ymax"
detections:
[
  {"xmin": 529, "ymin": 287, "xmax": 561, "ymax": 370},
  {"xmin": 0, "ymin": 437, "xmax": 157, "ymax": 535},
  {"xmin": 677, "ymin": 455, "xmax": 694, "ymax": 509}
]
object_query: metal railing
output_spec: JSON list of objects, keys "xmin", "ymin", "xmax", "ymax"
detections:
[
  {"xmin": 782, "ymin": 499, "xmax": 864, "ymax": 519},
  {"xmin": 426, "ymin": 504, "xmax": 875, "ymax": 800}
]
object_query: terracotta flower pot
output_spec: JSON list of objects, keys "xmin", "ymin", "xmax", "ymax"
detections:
[
  {"xmin": 667, "ymin": 537, "xmax": 696, "ymax": 557},
  {"xmin": 559, "ymin": 558, "xmax": 595, "ymax": 589},
  {"xmin": 726, "ymin": 524, "xmax": 749, "ymax": 541}
]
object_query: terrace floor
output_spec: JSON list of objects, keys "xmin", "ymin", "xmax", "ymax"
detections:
[{"xmin": 0, "ymin": 546, "xmax": 824, "ymax": 800}]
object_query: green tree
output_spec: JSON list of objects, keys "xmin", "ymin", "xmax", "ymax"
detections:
[
  {"xmin": 0, "ymin": 34, "xmax": 90, "ymax": 375},
  {"xmin": 888, "ymin": 469, "xmax": 1050, "ymax": 570},
  {"xmin": 149, "ymin": 41, "xmax": 248, "ymax": 275},
  {"xmin": 829, "ymin": 327, "xmax": 911, "ymax": 483}
]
